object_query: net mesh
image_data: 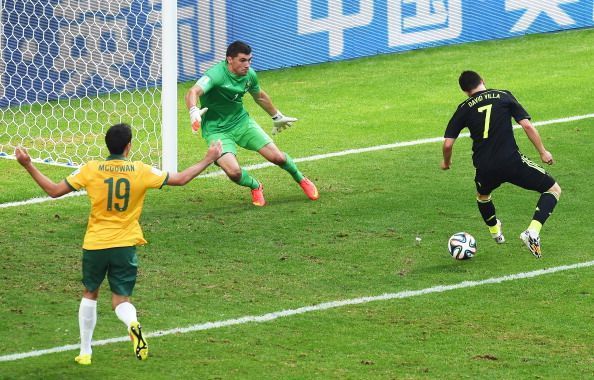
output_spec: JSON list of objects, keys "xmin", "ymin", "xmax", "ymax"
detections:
[{"xmin": 0, "ymin": 0, "xmax": 162, "ymax": 167}]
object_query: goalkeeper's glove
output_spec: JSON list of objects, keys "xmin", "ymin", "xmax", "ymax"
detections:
[
  {"xmin": 271, "ymin": 111, "xmax": 297, "ymax": 135},
  {"xmin": 189, "ymin": 106, "xmax": 208, "ymax": 133}
]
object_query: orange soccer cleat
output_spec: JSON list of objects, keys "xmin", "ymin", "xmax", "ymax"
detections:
[
  {"xmin": 251, "ymin": 184, "xmax": 266, "ymax": 206},
  {"xmin": 299, "ymin": 178, "xmax": 319, "ymax": 201}
]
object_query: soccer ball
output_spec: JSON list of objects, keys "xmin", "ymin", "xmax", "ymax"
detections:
[{"xmin": 448, "ymin": 232, "xmax": 477, "ymax": 260}]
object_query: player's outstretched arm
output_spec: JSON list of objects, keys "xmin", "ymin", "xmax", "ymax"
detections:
[
  {"xmin": 518, "ymin": 119, "xmax": 554, "ymax": 165},
  {"xmin": 15, "ymin": 147, "xmax": 73, "ymax": 198},
  {"xmin": 167, "ymin": 140, "xmax": 222, "ymax": 186},
  {"xmin": 441, "ymin": 138, "xmax": 455, "ymax": 170},
  {"xmin": 251, "ymin": 90, "xmax": 297, "ymax": 135}
]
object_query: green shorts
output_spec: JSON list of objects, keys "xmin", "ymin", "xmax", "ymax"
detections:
[
  {"xmin": 82, "ymin": 246, "xmax": 138, "ymax": 296},
  {"xmin": 204, "ymin": 118, "xmax": 272, "ymax": 156}
]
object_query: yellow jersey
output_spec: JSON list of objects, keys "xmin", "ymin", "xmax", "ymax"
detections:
[{"xmin": 65, "ymin": 155, "xmax": 168, "ymax": 250}]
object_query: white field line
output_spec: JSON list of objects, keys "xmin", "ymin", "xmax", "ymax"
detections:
[
  {"xmin": 1, "ymin": 259, "xmax": 593, "ymax": 362},
  {"xmin": 199, "ymin": 113, "xmax": 594, "ymax": 176},
  {"xmin": 0, "ymin": 190, "xmax": 87, "ymax": 209},
  {"xmin": 1, "ymin": 113, "xmax": 593, "ymax": 209}
]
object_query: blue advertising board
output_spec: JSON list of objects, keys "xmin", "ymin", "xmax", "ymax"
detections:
[
  {"xmin": 2, "ymin": 0, "xmax": 593, "ymax": 106},
  {"xmin": 191, "ymin": 0, "xmax": 594, "ymax": 79}
]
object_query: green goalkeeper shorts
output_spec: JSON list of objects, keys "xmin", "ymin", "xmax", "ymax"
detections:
[
  {"xmin": 204, "ymin": 118, "xmax": 272, "ymax": 155},
  {"xmin": 82, "ymin": 246, "xmax": 138, "ymax": 296}
]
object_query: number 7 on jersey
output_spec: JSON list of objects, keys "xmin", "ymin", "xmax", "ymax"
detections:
[{"xmin": 477, "ymin": 104, "xmax": 493, "ymax": 139}]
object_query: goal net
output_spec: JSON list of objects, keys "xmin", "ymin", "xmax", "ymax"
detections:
[{"xmin": 0, "ymin": 0, "xmax": 176, "ymax": 169}]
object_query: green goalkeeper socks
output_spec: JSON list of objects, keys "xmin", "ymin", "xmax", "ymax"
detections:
[
  {"xmin": 238, "ymin": 169, "xmax": 260, "ymax": 190},
  {"xmin": 237, "ymin": 154, "xmax": 302, "ymax": 190},
  {"xmin": 281, "ymin": 153, "xmax": 304, "ymax": 182}
]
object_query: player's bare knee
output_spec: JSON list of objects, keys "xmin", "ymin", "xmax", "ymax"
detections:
[
  {"xmin": 548, "ymin": 183, "xmax": 561, "ymax": 199},
  {"xmin": 223, "ymin": 166, "xmax": 242, "ymax": 182},
  {"xmin": 269, "ymin": 152, "xmax": 286, "ymax": 166},
  {"xmin": 476, "ymin": 194, "xmax": 491, "ymax": 202},
  {"xmin": 83, "ymin": 288, "xmax": 99, "ymax": 300},
  {"xmin": 111, "ymin": 294, "xmax": 130, "ymax": 310}
]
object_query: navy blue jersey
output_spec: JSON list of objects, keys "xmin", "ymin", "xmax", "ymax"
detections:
[{"xmin": 445, "ymin": 89, "xmax": 530, "ymax": 170}]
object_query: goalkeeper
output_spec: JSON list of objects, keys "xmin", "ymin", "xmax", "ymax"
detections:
[{"xmin": 185, "ymin": 40, "xmax": 319, "ymax": 206}]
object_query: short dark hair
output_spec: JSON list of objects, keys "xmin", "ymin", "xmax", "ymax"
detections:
[
  {"xmin": 226, "ymin": 40, "xmax": 251, "ymax": 58},
  {"xmin": 105, "ymin": 123, "xmax": 132, "ymax": 154},
  {"xmin": 458, "ymin": 71, "xmax": 483, "ymax": 92}
]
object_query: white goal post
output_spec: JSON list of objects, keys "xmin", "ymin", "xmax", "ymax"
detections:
[
  {"xmin": 161, "ymin": 0, "xmax": 177, "ymax": 172},
  {"xmin": 0, "ymin": 0, "xmax": 178, "ymax": 172}
]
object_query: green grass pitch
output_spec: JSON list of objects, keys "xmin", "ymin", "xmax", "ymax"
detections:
[{"xmin": 1, "ymin": 28, "xmax": 593, "ymax": 379}]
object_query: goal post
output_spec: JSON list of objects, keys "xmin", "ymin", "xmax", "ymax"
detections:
[
  {"xmin": 0, "ymin": 0, "xmax": 178, "ymax": 172},
  {"xmin": 161, "ymin": 0, "xmax": 177, "ymax": 172}
]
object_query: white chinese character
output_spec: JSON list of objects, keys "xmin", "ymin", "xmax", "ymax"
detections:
[
  {"xmin": 387, "ymin": 0, "xmax": 462, "ymax": 47},
  {"xmin": 402, "ymin": 0, "xmax": 447, "ymax": 29},
  {"xmin": 506, "ymin": 0, "xmax": 579, "ymax": 33},
  {"xmin": 297, "ymin": 0, "xmax": 374, "ymax": 57},
  {"xmin": 186, "ymin": 0, "xmax": 227, "ymax": 75}
]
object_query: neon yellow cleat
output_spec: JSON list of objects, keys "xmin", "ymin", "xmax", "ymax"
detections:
[
  {"xmin": 75, "ymin": 354, "xmax": 92, "ymax": 365},
  {"xmin": 128, "ymin": 321, "xmax": 148, "ymax": 360},
  {"xmin": 490, "ymin": 219, "xmax": 505, "ymax": 244}
]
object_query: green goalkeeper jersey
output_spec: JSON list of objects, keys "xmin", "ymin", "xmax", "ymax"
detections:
[{"xmin": 196, "ymin": 60, "xmax": 261, "ymax": 134}]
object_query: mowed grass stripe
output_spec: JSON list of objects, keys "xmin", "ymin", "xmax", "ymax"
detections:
[
  {"xmin": 2, "ymin": 259, "xmax": 593, "ymax": 362},
  {"xmin": 1, "ymin": 112, "xmax": 592, "ymax": 210}
]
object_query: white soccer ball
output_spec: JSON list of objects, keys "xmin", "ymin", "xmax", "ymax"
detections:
[{"xmin": 448, "ymin": 232, "xmax": 477, "ymax": 260}]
